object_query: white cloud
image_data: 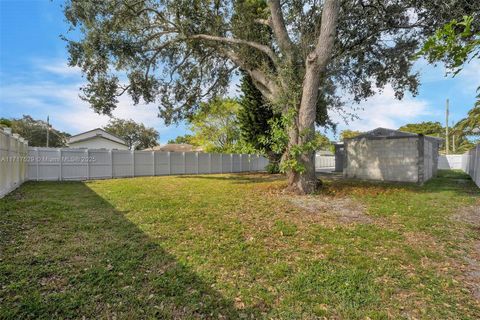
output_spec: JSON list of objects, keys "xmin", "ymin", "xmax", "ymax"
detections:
[
  {"xmin": 329, "ymin": 85, "xmax": 432, "ymax": 137},
  {"xmin": 0, "ymin": 58, "xmax": 174, "ymax": 135},
  {"xmin": 0, "ymin": 80, "xmax": 166, "ymax": 134}
]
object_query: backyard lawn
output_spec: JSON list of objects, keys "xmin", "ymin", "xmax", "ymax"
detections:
[{"xmin": 1, "ymin": 171, "xmax": 479, "ymax": 319}]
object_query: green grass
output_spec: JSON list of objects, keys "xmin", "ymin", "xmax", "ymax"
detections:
[{"xmin": 1, "ymin": 171, "xmax": 479, "ymax": 319}]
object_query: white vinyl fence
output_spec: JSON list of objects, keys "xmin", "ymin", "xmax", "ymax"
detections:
[
  {"xmin": 438, "ymin": 144, "xmax": 480, "ymax": 187},
  {"xmin": 0, "ymin": 128, "xmax": 28, "ymax": 198},
  {"xmin": 463, "ymin": 144, "xmax": 480, "ymax": 187},
  {"xmin": 315, "ymin": 154, "xmax": 335, "ymax": 170},
  {"xmin": 27, "ymin": 147, "xmax": 269, "ymax": 181},
  {"xmin": 438, "ymin": 155, "xmax": 465, "ymax": 170}
]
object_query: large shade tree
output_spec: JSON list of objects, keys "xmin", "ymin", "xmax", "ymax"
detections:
[{"xmin": 64, "ymin": 0, "xmax": 480, "ymax": 194}]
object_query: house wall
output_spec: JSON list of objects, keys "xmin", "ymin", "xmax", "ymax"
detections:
[
  {"xmin": 344, "ymin": 137, "xmax": 420, "ymax": 183},
  {"xmin": 68, "ymin": 137, "xmax": 129, "ymax": 150}
]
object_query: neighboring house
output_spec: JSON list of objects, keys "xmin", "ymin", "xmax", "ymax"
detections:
[
  {"xmin": 68, "ymin": 128, "xmax": 129, "ymax": 150},
  {"xmin": 143, "ymin": 143, "xmax": 203, "ymax": 152}
]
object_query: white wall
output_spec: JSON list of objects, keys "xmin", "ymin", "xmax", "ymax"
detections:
[
  {"xmin": 26, "ymin": 148, "xmax": 269, "ymax": 181},
  {"xmin": 0, "ymin": 128, "xmax": 28, "ymax": 198},
  {"xmin": 68, "ymin": 137, "xmax": 129, "ymax": 150}
]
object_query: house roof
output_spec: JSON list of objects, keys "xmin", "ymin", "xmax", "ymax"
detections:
[
  {"xmin": 68, "ymin": 128, "xmax": 128, "ymax": 146},
  {"xmin": 143, "ymin": 143, "xmax": 203, "ymax": 152}
]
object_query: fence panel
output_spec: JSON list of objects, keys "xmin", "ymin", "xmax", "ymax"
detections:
[
  {"xmin": 24, "ymin": 148, "xmax": 268, "ymax": 182},
  {"xmin": 89, "ymin": 149, "xmax": 112, "ymax": 179},
  {"xmin": 315, "ymin": 154, "xmax": 335, "ymax": 169},
  {"xmin": 438, "ymin": 155, "xmax": 464, "ymax": 170},
  {"xmin": 0, "ymin": 128, "xmax": 28, "ymax": 198},
  {"xmin": 438, "ymin": 145, "xmax": 480, "ymax": 188}
]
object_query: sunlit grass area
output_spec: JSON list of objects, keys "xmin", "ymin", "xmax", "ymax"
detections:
[{"xmin": 1, "ymin": 171, "xmax": 479, "ymax": 319}]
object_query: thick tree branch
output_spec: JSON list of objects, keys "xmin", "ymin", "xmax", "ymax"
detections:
[
  {"xmin": 189, "ymin": 34, "xmax": 278, "ymax": 63},
  {"xmin": 221, "ymin": 49, "xmax": 277, "ymax": 100},
  {"xmin": 311, "ymin": 0, "xmax": 340, "ymax": 69},
  {"xmin": 268, "ymin": 0, "xmax": 294, "ymax": 59}
]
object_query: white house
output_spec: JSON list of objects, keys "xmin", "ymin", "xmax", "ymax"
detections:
[{"xmin": 68, "ymin": 128, "xmax": 129, "ymax": 150}]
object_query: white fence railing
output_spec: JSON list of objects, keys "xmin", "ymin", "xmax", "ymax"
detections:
[
  {"xmin": 26, "ymin": 147, "xmax": 269, "ymax": 181},
  {"xmin": 0, "ymin": 128, "xmax": 28, "ymax": 198},
  {"xmin": 315, "ymin": 154, "xmax": 335, "ymax": 170},
  {"xmin": 438, "ymin": 144, "xmax": 480, "ymax": 187}
]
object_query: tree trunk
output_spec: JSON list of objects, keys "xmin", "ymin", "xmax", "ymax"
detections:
[{"xmin": 284, "ymin": 0, "xmax": 339, "ymax": 194}]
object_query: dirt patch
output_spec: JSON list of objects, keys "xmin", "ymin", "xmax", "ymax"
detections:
[
  {"xmin": 464, "ymin": 242, "xmax": 480, "ymax": 301},
  {"xmin": 451, "ymin": 202, "xmax": 480, "ymax": 302},
  {"xmin": 287, "ymin": 195, "xmax": 372, "ymax": 225},
  {"xmin": 452, "ymin": 204, "xmax": 480, "ymax": 226},
  {"xmin": 39, "ymin": 275, "xmax": 68, "ymax": 292}
]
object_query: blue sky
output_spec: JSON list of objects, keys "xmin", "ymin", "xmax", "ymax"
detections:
[{"xmin": 0, "ymin": 0, "xmax": 478, "ymax": 143}]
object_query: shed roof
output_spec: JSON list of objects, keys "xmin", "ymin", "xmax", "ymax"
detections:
[{"xmin": 347, "ymin": 127, "xmax": 444, "ymax": 143}]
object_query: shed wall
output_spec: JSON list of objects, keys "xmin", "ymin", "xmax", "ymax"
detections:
[{"xmin": 344, "ymin": 137, "xmax": 420, "ymax": 182}]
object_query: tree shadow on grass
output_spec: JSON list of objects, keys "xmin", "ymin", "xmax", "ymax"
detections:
[
  {"xmin": 175, "ymin": 173, "xmax": 284, "ymax": 184},
  {"xmin": 316, "ymin": 170, "xmax": 479, "ymax": 198},
  {"xmin": 0, "ymin": 182, "xmax": 260, "ymax": 319}
]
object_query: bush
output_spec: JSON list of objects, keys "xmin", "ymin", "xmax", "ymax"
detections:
[{"xmin": 266, "ymin": 162, "xmax": 280, "ymax": 174}]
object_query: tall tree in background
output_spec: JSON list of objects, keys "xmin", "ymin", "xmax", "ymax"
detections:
[
  {"xmin": 64, "ymin": 0, "xmax": 479, "ymax": 193},
  {"xmin": 398, "ymin": 122, "xmax": 444, "ymax": 137},
  {"xmin": 238, "ymin": 74, "xmax": 282, "ymax": 169},
  {"xmin": 167, "ymin": 134, "xmax": 195, "ymax": 145},
  {"xmin": 103, "ymin": 118, "xmax": 159, "ymax": 150},
  {"xmin": 188, "ymin": 98, "xmax": 242, "ymax": 153},
  {"xmin": 0, "ymin": 115, "xmax": 70, "ymax": 147},
  {"xmin": 339, "ymin": 130, "xmax": 363, "ymax": 141}
]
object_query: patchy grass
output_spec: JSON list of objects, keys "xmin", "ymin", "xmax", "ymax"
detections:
[{"xmin": 1, "ymin": 170, "xmax": 479, "ymax": 319}]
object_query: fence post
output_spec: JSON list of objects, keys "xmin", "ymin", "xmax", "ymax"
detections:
[
  {"xmin": 220, "ymin": 154, "xmax": 223, "ymax": 174},
  {"xmin": 152, "ymin": 151, "xmax": 156, "ymax": 176},
  {"xmin": 35, "ymin": 147, "xmax": 39, "ymax": 181},
  {"xmin": 59, "ymin": 149, "xmax": 62, "ymax": 181},
  {"xmin": 168, "ymin": 152, "xmax": 172, "ymax": 175},
  {"xmin": 86, "ymin": 149, "xmax": 90, "ymax": 180},
  {"xmin": 230, "ymin": 154, "xmax": 233, "ymax": 173},
  {"xmin": 209, "ymin": 153, "xmax": 212, "ymax": 173},
  {"xmin": 132, "ymin": 150, "xmax": 135, "ymax": 177},
  {"xmin": 196, "ymin": 152, "xmax": 199, "ymax": 174},
  {"xmin": 183, "ymin": 152, "xmax": 186, "ymax": 174},
  {"xmin": 110, "ymin": 150, "xmax": 114, "ymax": 178}
]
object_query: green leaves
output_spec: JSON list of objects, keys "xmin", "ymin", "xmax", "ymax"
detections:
[
  {"xmin": 103, "ymin": 118, "xmax": 159, "ymax": 150},
  {"xmin": 419, "ymin": 15, "xmax": 480, "ymax": 74}
]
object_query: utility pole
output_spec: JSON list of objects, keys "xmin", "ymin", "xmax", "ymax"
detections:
[
  {"xmin": 46, "ymin": 116, "xmax": 50, "ymax": 148},
  {"xmin": 445, "ymin": 99, "xmax": 449, "ymax": 155}
]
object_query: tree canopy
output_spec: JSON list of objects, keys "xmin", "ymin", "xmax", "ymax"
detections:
[
  {"xmin": 64, "ymin": 0, "xmax": 480, "ymax": 193},
  {"xmin": 103, "ymin": 118, "xmax": 159, "ymax": 150},
  {"xmin": 0, "ymin": 115, "xmax": 70, "ymax": 147},
  {"xmin": 167, "ymin": 134, "xmax": 195, "ymax": 145},
  {"xmin": 339, "ymin": 130, "xmax": 363, "ymax": 140},
  {"xmin": 188, "ymin": 98, "xmax": 246, "ymax": 153},
  {"xmin": 398, "ymin": 121, "xmax": 444, "ymax": 137}
]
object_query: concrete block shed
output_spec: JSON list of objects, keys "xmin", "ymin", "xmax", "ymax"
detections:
[{"xmin": 343, "ymin": 128, "xmax": 442, "ymax": 183}]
